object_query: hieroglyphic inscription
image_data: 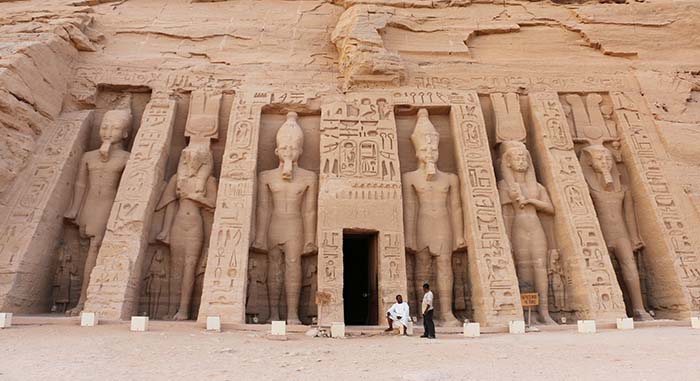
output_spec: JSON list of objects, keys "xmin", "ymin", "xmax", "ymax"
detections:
[
  {"xmin": 411, "ymin": 73, "xmax": 636, "ymax": 93},
  {"xmin": 317, "ymin": 94, "xmax": 407, "ymax": 324},
  {"xmin": 449, "ymin": 92, "xmax": 522, "ymax": 327},
  {"xmin": 198, "ymin": 93, "xmax": 262, "ymax": 324},
  {"xmin": 83, "ymin": 98, "xmax": 177, "ymax": 320},
  {"xmin": 612, "ymin": 92, "xmax": 700, "ymax": 316},
  {"xmin": 528, "ymin": 92, "xmax": 625, "ymax": 320},
  {"xmin": 0, "ymin": 112, "xmax": 92, "ymax": 312}
]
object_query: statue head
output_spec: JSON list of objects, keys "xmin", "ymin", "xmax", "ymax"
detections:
[
  {"xmin": 177, "ymin": 143, "xmax": 213, "ymax": 178},
  {"xmin": 411, "ymin": 108, "xmax": 440, "ymax": 180},
  {"xmin": 98, "ymin": 109, "xmax": 132, "ymax": 161},
  {"xmin": 500, "ymin": 141, "xmax": 530, "ymax": 173},
  {"xmin": 582, "ymin": 144, "xmax": 615, "ymax": 187},
  {"xmin": 275, "ymin": 112, "xmax": 304, "ymax": 180}
]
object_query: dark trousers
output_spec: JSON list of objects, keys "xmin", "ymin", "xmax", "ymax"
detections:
[{"xmin": 423, "ymin": 309, "xmax": 435, "ymax": 338}]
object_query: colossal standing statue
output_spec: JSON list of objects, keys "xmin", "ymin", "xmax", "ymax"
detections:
[
  {"xmin": 402, "ymin": 108, "xmax": 466, "ymax": 326},
  {"xmin": 63, "ymin": 109, "xmax": 132, "ymax": 316},
  {"xmin": 580, "ymin": 144, "xmax": 652, "ymax": 321},
  {"xmin": 253, "ymin": 112, "xmax": 318, "ymax": 325},
  {"xmin": 497, "ymin": 141, "xmax": 557, "ymax": 325},
  {"xmin": 156, "ymin": 143, "xmax": 218, "ymax": 320}
]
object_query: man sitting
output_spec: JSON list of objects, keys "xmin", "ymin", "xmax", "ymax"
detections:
[{"xmin": 385, "ymin": 294, "xmax": 410, "ymax": 335}]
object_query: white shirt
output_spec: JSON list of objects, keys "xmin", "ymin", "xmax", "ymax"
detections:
[
  {"xmin": 422, "ymin": 291, "xmax": 434, "ymax": 313},
  {"xmin": 387, "ymin": 302, "xmax": 410, "ymax": 327}
]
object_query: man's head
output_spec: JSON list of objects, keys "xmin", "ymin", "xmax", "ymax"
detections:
[
  {"xmin": 423, "ymin": 283, "xmax": 430, "ymax": 292},
  {"xmin": 411, "ymin": 109, "xmax": 440, "ymax": 179},
  {"xmin": 582, "ymin": 144, "xmax": 615, "ymax": 187},
  {"xmin": 500, "ymin": 141, "xmax": 530, "ymax": 173},
  {"xmin": 275, "ymin": 112, "xmax": 304, "ymax": 180},
  {"xmin": 98, "ymin": 109, "xmax": 131, "ymax": 160},
  {"xmin": 396, "ymin": 294, "xmax": 403, "ymax": 304}
]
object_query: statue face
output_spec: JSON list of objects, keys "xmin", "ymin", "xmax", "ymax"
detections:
[
  {"xmin": 275, "ymin": 140, "xmax": 302, "ymax": 180},
  {"xmin": 508, "ymin": 148, "xmax": 529, "ymax": 173},
  {"xmin": 590, "ymin": 148, "xmax": 614, "ymax": 175},
  {"xmin": 415, "ymin": 137, "xmax": 439, "ymax": 164},
  {"xmin": 99, "ymin": 113, "xmax": 129, "ymax": 144}
]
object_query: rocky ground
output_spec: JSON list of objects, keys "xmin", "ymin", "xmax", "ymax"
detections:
[{"xmin": 1, "ymin": 320, "xmax": 699, "ymax": 380}]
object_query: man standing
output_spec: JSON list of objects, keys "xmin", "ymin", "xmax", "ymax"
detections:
[
  {"xmin": 421, "ymin": 283, "xmax": 435, "ymax": 339},
  {"xmin": 385, "ymin": 295, "xmax": 410, "ymax": 335}
]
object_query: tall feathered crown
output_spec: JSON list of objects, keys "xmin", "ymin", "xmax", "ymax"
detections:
[
  {"xmin": 410, "ymin": 108, "xmax": 439, "ymax": 149},
  {"xmin": 276, "ymin": 112, "xmax": 304, "ymax": 148}
]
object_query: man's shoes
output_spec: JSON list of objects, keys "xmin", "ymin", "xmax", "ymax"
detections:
[
  {"xmin": 428, "ymin": 336, "xmax": 436, "ymax": 339},
  {"xmin": 384, "ymin": 328, "xmax": 393, "ymax": 332},
  {"xmin": 420, "ymin": 335, "xmax": 428, "ymax": 338}
]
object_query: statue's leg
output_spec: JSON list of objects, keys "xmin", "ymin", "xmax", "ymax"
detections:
[
  {"xmin": 414, "ymin": 249, "xmax": 431, "ymax": 321},
  {"xmin": 267, "ymin": 246, "xmax": 284, "ymax": 322},
  {"xmin": 283, "ymin": 239, "xmax": 304, "ymax": 325},
  {"xmin": 531, "ymin": 238, "xmax": 556, "ymax": 325},
  {"xmin": 614, "ymin": 241, "xmax": 652, "ymax": 321},
  {"xmin": 66, "ymin": 234, "xmax": 103, "ymax": 317},
  {"xmin": 436, "ymin": 251, "xmax": 460, "ymax": 326},
  {"xmin": 173, "ymin": 239, "xmax": 202, "ymax": 321}
]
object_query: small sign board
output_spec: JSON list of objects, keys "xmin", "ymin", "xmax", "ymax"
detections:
[{"xmin": 521, "ymin": 293, "xmax": 539, "ymax": 307}]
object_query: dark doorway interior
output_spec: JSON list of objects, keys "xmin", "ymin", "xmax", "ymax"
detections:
[{"xmin": 343, "ymin": 232, "xmax": 378, "ymax": 325}]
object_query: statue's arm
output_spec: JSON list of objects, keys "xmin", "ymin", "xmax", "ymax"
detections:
[
  {"xmin": 302, "ymin": 174, "xmax": 318, "ymax": 254},
  {"xmin": 64, "ymin": 156, "xmax": 89, "ymax": 219},
  {"xmin": 253, "ymin": 174, "xmax": 271, "ymax": 251},
  {"xmin": 624, "ymin": 189, "xmax": 644, "ymax": 249},
  {"xmin": 156, "ymin": 177, "xmax": 178, "ymax": 244},
  {"xmin": 402, "ymin": 175, "xmax": 417, "ymax": 252},
  {"xmin": 449, "ymin": 174, "xmax": 466, "ymax": 250},
  {"xmin": 532, "ymin": 184, "xmax": 555, "ymax": 214}
]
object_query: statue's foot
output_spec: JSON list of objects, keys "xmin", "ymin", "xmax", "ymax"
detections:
[
  {"xmin": 65, "ymin": 304, "xmax": 84, "ymax": 317},
  {"xmin": 286, "ymin": 318, "xmax": 303, "ymax": 326},
  {"xmin": 537, "ymin": 314, "xmax": 558, "ymax": 326},
  {"xmin": 172, "ymin": 311, "xmax": 189, "ymax": 321},
  {"xmin": 633, "ymin": 309, "xmax": 653, "ymax": 321}
]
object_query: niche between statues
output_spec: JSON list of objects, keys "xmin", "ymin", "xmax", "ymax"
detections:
[
  {"xmin": 481, "ymin": 93, "xmax": 567, "ymax": 325},
  {"xmin": 50, "ymin": 87, "xmax": 151, "ymax": 315},
  {"xmin": 137, "ymin": 91, "xmax": 233, "ymax": 321},
  {"xmin": 560, "ymin": 92, "xmax": 653, "ymax": 321},
  {"xmin": 246, "ymin": 109, "xmax": 321, "ymax": 325},
  {"xmin": 395, "ymin": 106, "xmax": 472, "ymax": 323}
]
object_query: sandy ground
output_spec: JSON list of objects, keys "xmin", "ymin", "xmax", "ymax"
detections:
[{"xmin": 1, "ymin": 321, "xmax": 699, "ymax": 381}]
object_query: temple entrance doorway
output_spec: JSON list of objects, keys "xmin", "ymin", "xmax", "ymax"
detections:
[{"xmin": 343, "ymin": 231, "xmax": 379, "ymax": 325}]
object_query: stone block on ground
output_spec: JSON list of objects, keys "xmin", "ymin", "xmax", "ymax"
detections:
[
  {"xmin": 577, "ymin": 320, "xmax": 596, "ymax": 333},
  {"xmin": 509, "ymin": 320, "xmax": 525, "ymax": 334},
  {"xmin": 206, "ymin": 316, "xmax": 221, "ymax": 332},
  {"xmin": 0, "ymin": 313, "xmax": 12, "ymax": 328},
  {"xmin": 80, "ymin": 312, "xmax": 97, "ymax": 327},
  {"xmin": 691, "ymin": 317, "xmax": 700, "ymax": 329},
  {"xmin": 464, "ymin": 322, "xmax": 480, "ymax": 338},
  {"xmin": 331, "ymin": 322, "xmax": 345, "ymax": 338},
  {"xmin": 131, "ymin": 316, "xmax": 149, "ymax": 332},
  {"xmin": 616, "ymin": 318, "xmax": 634, "ymax": 330},
  {"xmin": 271, "ymin": 321, "xmax": 286, "ymax": 336}
]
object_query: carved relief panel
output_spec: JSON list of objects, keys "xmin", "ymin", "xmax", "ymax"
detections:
[{"xmin": 318, "ymin": 94, "xmax": 407, "ymax": 324}]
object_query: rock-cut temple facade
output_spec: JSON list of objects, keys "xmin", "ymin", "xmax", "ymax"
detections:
[{"xmin": 1, "ymin": 0, "xmax": 700, "ymax": 328}]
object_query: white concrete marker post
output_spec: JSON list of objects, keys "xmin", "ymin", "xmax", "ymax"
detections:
[
  {"xmin": 509, "ymin": 320, "xmax": 525, "ymax": 334},
  {"xmin": 616, "ymin": 317, "xmax": 634, "ymax": 330},
  {"xmin": 331, "ymin": 322, "xmax": 345, "ymax": 338},
  {"xmin": 206, "ymin": 316, "xmax": 221, "ymax": 332},
  {"xmin": 405, "ymin": 321, "xmax": 414, "ymax": 336},
  {"xmin": 691, "ymin": 317, "xmax": 700, "ymax": 329},
  {"xmin": 271, "ymin": 321, "xmax": 286, "ymax": 335},
  {"xmin": 464, "ymin": 322, "xmax": 480, "ymax": 338},
  {"xmin": 0, "ymin": 313, "xmax": 12, "ymax": 328},
  {"xmin": 577, "ymin": 320, "xmax": 596, "ymax": 333},
  {"xmin": 131, "ymin": 316, "xmax": 149, "ymax": 332},
  {"xmin": 80, "ymin": 312, "xmax": 98, "ymax": 327}
]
